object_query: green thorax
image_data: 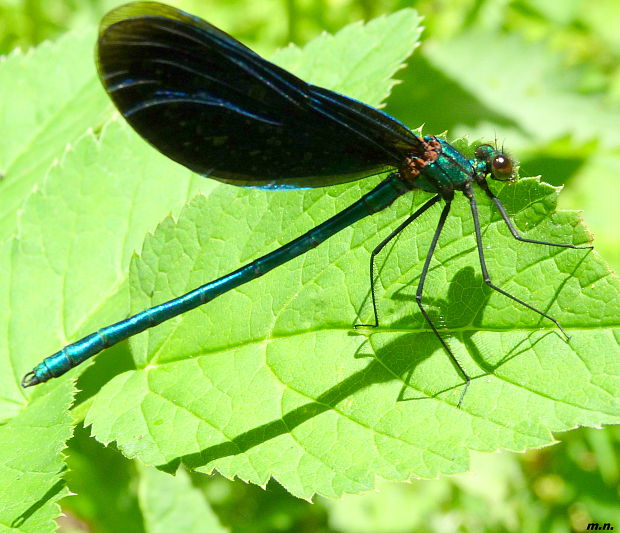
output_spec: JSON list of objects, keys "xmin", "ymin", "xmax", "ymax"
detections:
[{"xmin": 413, "ymin": 137, "xmax": 477, "ymax": 193}]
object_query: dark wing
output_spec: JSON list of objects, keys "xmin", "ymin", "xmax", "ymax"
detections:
[{"xmin": 96, "ymin": 1, "xmax": 421, "ymax": 188}]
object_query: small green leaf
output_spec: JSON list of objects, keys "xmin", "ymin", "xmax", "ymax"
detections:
[{"xmin": 0, "ymin": 379, "xmax": 74, "ymax": 532}]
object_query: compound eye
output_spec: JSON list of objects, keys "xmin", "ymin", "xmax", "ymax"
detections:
[{"xmin": 491, "ymin": 154, "xmax": 514, "ymax": 181}]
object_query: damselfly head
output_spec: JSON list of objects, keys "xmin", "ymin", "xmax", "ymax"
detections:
[{"xmin": 474, "ymin": 143, "xmax": 516, "ymax": 182}]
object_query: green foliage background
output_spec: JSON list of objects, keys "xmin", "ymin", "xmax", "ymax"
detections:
[{"xmin": 1, "ymin": 0, "xmax": 619, "ymax": 532}]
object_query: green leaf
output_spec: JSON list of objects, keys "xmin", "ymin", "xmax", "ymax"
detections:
[
  {"xmin": 0, "ymin": 28, "xmax": 112, "ymax": 239},
  {"xmin": 86, "ymin": 150, "xmax": 620, "ymax": 498},
  {"xmin": 0, "ymin": 379, "xmax": 73, "ymax": 532},
  {"xmin": 138, "ymin": 466, "xmax": 227, "ymax": 533}
]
